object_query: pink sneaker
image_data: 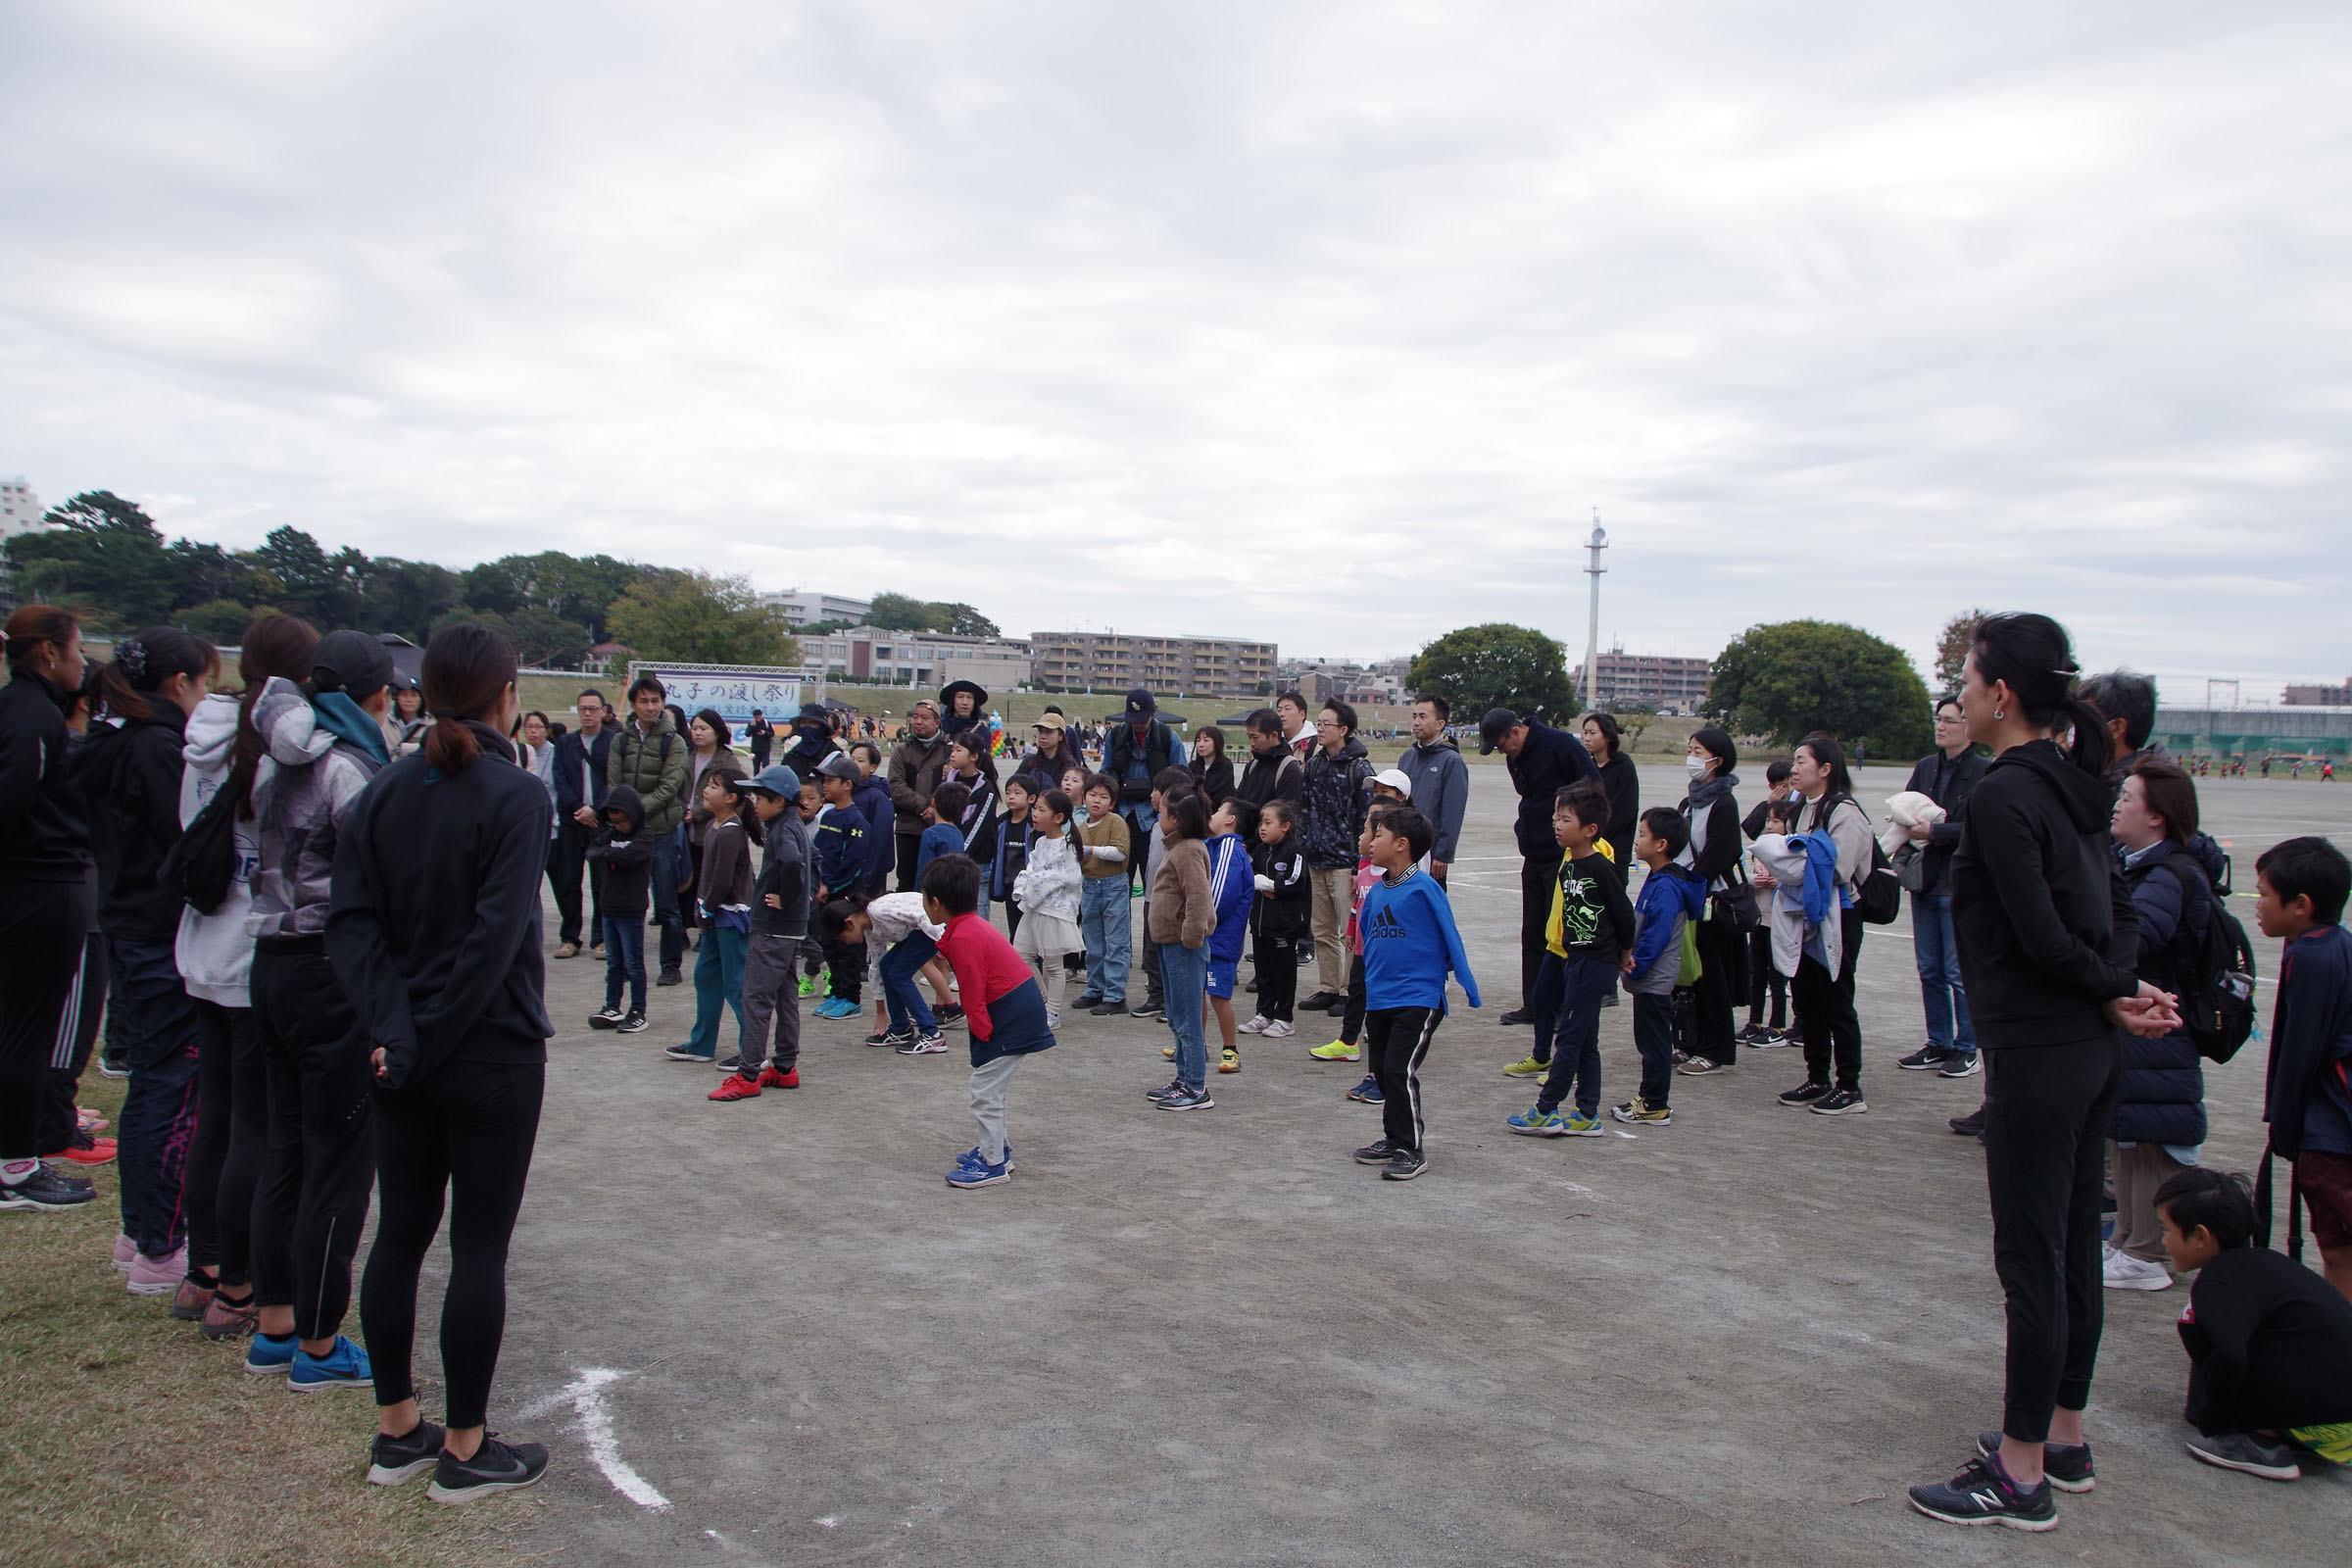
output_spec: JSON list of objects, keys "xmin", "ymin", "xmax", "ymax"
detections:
[
  {"xmin": 125, "ymin": 1246, "xmax": 187, "ymax": 1296},
  {"xmin": 113, "ymin": 1234, "xmax": 136, "ymax": 1273}
]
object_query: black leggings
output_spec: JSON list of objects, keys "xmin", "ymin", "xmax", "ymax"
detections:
[
  {"xmin": 1254, "ymin": 929, "xmax": 1298, "ymax": 1022},
  {"xmin": 250, "ymin": 944, "xmax": 375, "ymax": 1338},
  {"xmin": 1688, "ymin": 917, "xmax": 1743, "ymax": 1066},
  {"xmin": 1745, "ymin": 927, "xmax": 1787, "ymax": 1028},
  {"xmin": 185, "ymin": 1001, "xmax": 268, "ymax": 1287},
  {"xmin": 1792, "ymin": 907, "xmax": 1864, "ymax": 1091},
  {"xmin": 1984, "ymin": 1037, "xmax": 2120, "ymax": 1444},
  {"xmin": 0, "ymin": 877, "xmax": 90, "ymax": 1161},
  {"xmin": 362, "ymin": 1054, "xmax": 544, "ymax": 1430}
]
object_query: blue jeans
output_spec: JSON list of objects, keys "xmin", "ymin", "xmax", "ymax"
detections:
[
  {"xmin": 1911, "ymin": 891, "xmax": 1974, "ymax": 1054},
  {"xmin": 879, "ymin": 932, "xmax": 940, "ymax": 1035},
  {"xmin": 682, "ymin": 924, "xmax": 749, "ymax": 1058},
  {"xmin": 603, "ymin": 915, "xmax": 647, "ymax": 1013},
  {"xmin": 109, "ymin": 936, "xmax": 204, "ymax": 1257},
  {"xmin": 1631, "ymin": 990, "xmax": 1675, "ymax": 1106},
  {"xmin": 1536, "ymin": 955, "xmax": 1613, "ymax": 1118},
  {"xmin": 650, "ymin": 836, "xmax": 687, "ymax": 973},
  {"xmin": 1081, "ymin": 876, "xmax": 1132, "ymax": 1000},
  {"xmin": 1157, "ymin": 942, "xmax": 1209, "ymax": 1090}
]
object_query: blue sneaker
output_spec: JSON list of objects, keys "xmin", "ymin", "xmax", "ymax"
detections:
[
  {"xmin": 956, "ymin": 1142, "xmax": 1014, "ymax": 1171},
  {"xmin": 815, "ymin": 997, "xmax": 858, "ymax": 1019},
  {"xmin": 1506, "ymin": 1104, "xmax": 1570, "ymax": 1137},
  {"xmin": 288, "ymin": 1335, "xmax": 373, "ymax": 1391},
  {"xmin": 1346, "ymin": 1075, "xmax": 1384, "ymax": 1103},
  {"xmin": 244, "ymin": 1332, "xmax": 297, "ymax": 1377},
  {"xmin": 947, "ymin": 1156, "xmax": 1010, "ymax": 1188}
]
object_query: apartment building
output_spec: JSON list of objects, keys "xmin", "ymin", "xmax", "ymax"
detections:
[
  {"xmin": 1029, "ymin": 631, "xmax": 1277, "ymax": 699},
  {"xmin": 1574, "ymin": 649, "xmax": 1713, "ymax": 713},
  {"xmin": 811, "ymin": 625, "xmax": 1033, "ymax": 691},
  {"xmin": 759, "ymin": 588, "xmax": 873, "ymax": 627}
]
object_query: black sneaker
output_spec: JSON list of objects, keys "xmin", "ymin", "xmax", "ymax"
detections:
[
  {"xmin": 655, "ymin": 967, "xmax": 684, "ymax": 988},
  {"xmin": 1130, "ymin": 1003, "xmax": 1164, "ymax": 1022},
  {"xmin": 1777, "ymin": 1080, "xmax": 1832, "ymax": 1106},
  {"xmin": 1325, "ymin": 995, "xmax": 1351, "ymax": 1016},
  {"xmin": 1938, "ymin": 1053, "xmax": 1982, "ymax": 1079},
  {"xmin": 426, "ymin": 1432, "xmax": 549, "ymax": 1504},
  {"xmin": 1907, "ymin": 1453, "xmax": 2056, "ymax": 1531},
  {"xmin": 1810, "ymin": 1088, "xmax": 1868, "ymax": 1115},
  {"xmin": 1898, "ymin": 1044, "xmax": 1952, "ymax": 1070},
  {"xmin": 368, "ymin": 1419, "xmax": 448, "ymax": 1486},
  {"xmin": 588, "ymin": 1006, "xmax": 624, "ymax": 1029},
  {"xmin": 1352, "ymin": 1139, "xmax": 1396, "ymax": 1165},
  {"xmin": 1091, "ymin": 1001, "xmax": 1129, "ymax": 1018},
  {"xmin": 0, "ymin": 1168, "xmax": 95, "ymax": 1209},
  {"xmin": 1976, "ymin": 1432, "xmax": 2093, "ymax": 1493},
  {"xmin": 1496, "ymin": 1007, "xmax": 1532, "ymax": 1026},
  {"xmin": 1949, "ymin": 1105, "xmax": 1986, "ymax": 1136},
  {"xmin": 713, "ymin": 1053, "xmax": 742, "ymax": 1072},
  {"xmin": 1381, "ymin": 1149, "xmax": 1429, "ymax": 1181},
  {"xmin": 1245, "ymin": 979, "xmax": 1258, "ymax": 994},
  {"xmin": 1735, "ymin": 1023, "xmax": 1767, "ymax": 1046},
  {"xmin": 935, "ymin": 1004, "xmax": 965, "ymax": 1027},
  {"xmin": 1301, "ymin": 991, "xmax": 1340, "ymax": 1012},
  {"xmin": 615, "ymin": 1011, "xmax": 648, "ymax": 1034},
  {"xmin": 1072, "ymin": 992, "xmax": 1104, "ymax": 1010},
  {"xmin": 97, "ymin": 1053, "xmax": 131, "ymax": 1080},
  {"xmin": 2184, "ymin": 1430, "xmax": 2301, "ymax": 1481}
]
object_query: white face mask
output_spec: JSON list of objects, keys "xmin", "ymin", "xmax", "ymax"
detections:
[{"xmin": 1686, "ymin": 755, "xmax": 1711, "ymax": 781}]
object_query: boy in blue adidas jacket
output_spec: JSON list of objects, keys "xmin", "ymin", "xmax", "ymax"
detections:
[
  {"xmin": 1354, "ymin": 804, "xmax": 1480, "ymax": 1181},
  {"xmin": 1204, "ymin": 797, "xmax": 1261, "ymax": 1073}
]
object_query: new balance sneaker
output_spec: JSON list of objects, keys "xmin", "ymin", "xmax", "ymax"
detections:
[
  {"xmin": 290, "ymin": 1335, "xmax": 373, "ymax": 1391},
  {"xmin": 2101, "ymin": 1251, "xmax": 2172, "ymax": 1291},
  {"xmin": 1219, "ymin": 1048, "xmax": 1241, "ymax": 1074},
  {"xmin": 1262, "ymin": 1019, "xmax": 1296, "ymax": 1038},
  {"xmin": 1145, "ymin": 1079, "xmax": 1186, "ymax": 1102},
  {"xmin": 1906, "ymin": 1452, "xmax": 2057, "ymax": 1531},
  {"xmin": 1506, "ymin": 1104, "xmax": 1572, "ymax": 1137},
  {"xmin": 1352, "ymin": 1139, "xmax": 1396, "ymax": 1165},
  {"xmin": 1072, "ymin": 992, "xmax": 1104, "ymax": 1010},
  {"xmin": 1898, "ymin": 1044, "xmax": 1952, "ymax": 1070},
  {"xmin": 1502, "ymin": 1054, "xmax": 1548, "ymax": 1077},
  {"xmin": 588, "ymin": 1006, "xmax": 624, "ymax": 1029},
  {"xmin": 1677, "ymin": 1056, "xmax": 1724, "ymax": 1076},
  {"xmin": 615, "ymin": 1010, "xmax": 649, "ymax": 1034},
  {"xmin": 2184, "ymin": 1430, "xmax": 2301, "ymax": 1481},
  {"xmin": 245, "ymin": 1332, "xmax": 298, "ymax": 1376},
  {"xmin": 1810, "ymin": 1088, "xmax": 1868, "ymax": 1115},
  {"xmin": 1611, "ymin": 1097, "xmax": 1672, "ymax": 1125},
  {"xmin": 1238, "ymin": 1014, "xmax": 1270, "ymax": 1035},
  {"xmin": 426, "ymin": 1433, "xmax": 550, "ymax": 1503},
  {"xmin": 757, "ymin": 1065, "xmax": 800, "ymax": 1090},
  {"xmin": 1778, "ymin": 1080, "xmax": 1833, "ymax": 1106},
  {"xmin": 368, "ymin": 1420, "xmax": 448, "ymax": 1486},
  {"xmin": 1975, "ymin": 1433, "xmax": 2093, "ymax": 1493},
  {"xmin": 200, "ymin": 1289, "xmax": 259, "ymax": 1341},
  {"xmin": 0, "ymin": 1169, "xmax": 94, "ymax": 1210},
  {"xmin": 1345, "ymin": 1075, "xmax": 1384, "ymax": 1103},
  {"xmin": 708, "ymin": 1074, "xmax": 761, "ymax": 1102},
  {"xmin": 662, "ymin": 1043, "xmax": 713, "ymax": 1061},
  {"xmin": 1381, "ymin": 1149, "xmax": 1429, "ymax": 1181},
  {"xmin": 1938, "ymin": 1052, "xmax": 1982, "ymax": 1079},
  {"xmin": 1156, "ymin": 1086, "xmax": 1213, "ymax": 1111},
  {"xmin": 1309, "ymin": 1039, "xmax": 1361, "ymax": 1062},
  {"xmin": 125, "ymin": 1246, "xmax": 189, "ymax": 1296},
  {"xmin": 896, "ymin": 1032, "xmax": 948, "ymax": 1055},
  {"xmin": 946, "ymin": 1155, "xmax": 1010, "ymax": 1189}
]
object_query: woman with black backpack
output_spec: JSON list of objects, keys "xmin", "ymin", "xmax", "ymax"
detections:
[{"xmin": 1772, "ymin": 732, "xmax": 1873, "ymax": 1115}]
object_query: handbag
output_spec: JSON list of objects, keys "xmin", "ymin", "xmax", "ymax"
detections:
[{"xmin": 1891, "ymin": 840, "xmax": 1928, "ymax": 895}]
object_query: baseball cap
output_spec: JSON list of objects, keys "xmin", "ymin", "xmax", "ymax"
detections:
[
  {"xmin": 1123, "ymin": 686, "xmax": 1156, "ymax": 721},
  {"xmin": 816, "ymin": 753, "xmax": 859, "ymax": 781},
  {"xmin": 310, "ymin": 630, "xmax": 396, "ymax": 699},
  {"xmin": 743, "ymin": 764, "xmax": 803, "ymax": 798},
  {"xmin": 1371, "ymin": 767, "xmax": 1413, "ymax": 799},
  {"xmin": 1478, "ymin": 708, "xmax": 1523, "ymax": 756},
  {"xmin": 1033, "ymin": 712, "xmax": 1066, "ymax": 732}
]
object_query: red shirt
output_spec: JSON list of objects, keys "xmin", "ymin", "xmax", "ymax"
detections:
[{"xmin": 935, "ymin": 911, "xmax": 1032, "ymax": 1043}]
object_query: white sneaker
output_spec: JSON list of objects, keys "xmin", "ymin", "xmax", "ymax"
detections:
[
  {"xmin": 1263, "ymin": 1019, "xmax": 1296, "ymax": 1038},
  {"xmin": 1238, "ymin": 1014, "xmax": 1270, "ymax": 1035},
  {"xmin": 2102, "ymin": 1251, "xmax": 2171, "ymax": 1291}
]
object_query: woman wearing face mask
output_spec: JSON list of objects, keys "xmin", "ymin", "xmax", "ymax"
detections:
[{"xmin": 1675, "ymin": 728, "xmax": 1747, "ymax": 1075}]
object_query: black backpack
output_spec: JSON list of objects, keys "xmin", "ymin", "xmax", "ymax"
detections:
[
  {"xmin": 2171, "ymin": 861, "xmax": 2258, "ymax": 1064},
  {"xmin": 1822, "ymin": 795, "xmax": 1901, "ymax": 925},
  {"xmin": 160, "ymin": 780, "xmax": 241, "ymax": 915}
]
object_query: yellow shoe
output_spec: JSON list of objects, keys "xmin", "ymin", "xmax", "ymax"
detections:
[
  {"xmin": 1308, "ymin": 1039, "xmax": 1360, "ymax": 1062},
  {"xmin": 1502, "ymin": 1055, "xmax": 1548, "ymax": 1077},
  {"xmin": 1219, "ymin": 1048, "xmax": 1241, "ymax": 1074},
  {"xmin": 1162, "ymin": 1046, "xmax": 1176, "ymax": 1059}
]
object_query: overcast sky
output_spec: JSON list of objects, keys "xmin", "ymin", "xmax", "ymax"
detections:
[{"xmin": 3, "ymin": 1, "xmax": 2346, "ymax": 696}]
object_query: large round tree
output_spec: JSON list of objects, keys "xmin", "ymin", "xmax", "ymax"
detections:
[
  {"xmin": 1705, "ymin": 620, "xmax": 1935, "ymax": 759},
  {"xmin": 1407, "ymin": 622, "xmax": 1576, "ymax": 725}
]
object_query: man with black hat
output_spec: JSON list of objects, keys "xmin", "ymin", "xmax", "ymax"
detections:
[
  {"xmin": 1480, "ymin": 707, "xmax": 1600, "ymax": 1025},
  {"xmin": 780, "ymin": 701, "xmax": 838, "ymax": 782},
  {"xmin": 1103, "ymin": 688, "xmax": 1174, "ymax": 894}
]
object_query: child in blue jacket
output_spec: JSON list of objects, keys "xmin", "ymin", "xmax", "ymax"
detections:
[
  {"xmin": 1353, "ymin": 804, "xmax": 1479, "ymax": 1181},
  {"xmin": 1204, "ymin": 798, "xmax": 1260, "ymax": 1074},
  {"xmin": 1618, "ymin": 808, "xmax": 1708, "ymax": 1126}
]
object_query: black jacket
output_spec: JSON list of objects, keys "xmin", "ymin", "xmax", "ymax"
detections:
[
  {"xmin": 1191, "ymin": 755, "xmax": 1237, "ymax": 808},
  {"xmin": 79, "ymin": 702, "xmax": 190, "ymax": 943},
  {"xmin": 2180, "ymin": 1246, "xmax": 2352, "ymax": 1436},
  {"xmin": 1103, "ymin": 719, "xmax": 1175, "ymax": 803},
  {"xmin": 780, "ymin": 724, "xmax": 837, "ymax": 782},
  {"xmin": 1234, "ymin": 748, "xmax": 1302, "ymax": 810},
  {"xmin": 1505, "ymin": 719, "xmax": 1600, "ymax": 860},
  {"xmin": 1902, "ymin": 747, "xmax": 1987, "ymax": 896},
  {"xmin": 1252, "ymin": 839, "xmax": 1311, "ymax": 941},
  {"xmin": 752, "ymin": 810, "xmax": 810, "ymax": 939},
  {"xmin": 326, "ymin": 722, "xmax": 554, "ymax": 1087},
  {"xmin": 1298, "ymin": 736, "xmax": 1372, "ymax": 870},
  {"xmin": 1596, "ymin": 752, "xmax": 1639, "ymax": 860},
  {"xmin": 586, "ymin": 785, "xmax": 655, "ymax": 918},
  {"xmin": 0, "ymin": 670, "xmax": 93, "ymax": 885},
  {"xmin": 551, "ymin": 725, "xmax": 614, "ymax": 819},
  {"xmin": 1949, "ymin": 740, "xmax": 2140, "ymax": 1050},
  {"xmin": 2113, "ymin": 839, "xmax": 2209, "ymax": 1147}
]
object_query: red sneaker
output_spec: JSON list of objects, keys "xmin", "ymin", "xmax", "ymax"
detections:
[
  {"xmin": 708, "ymin": 1075, "xmax": 762, "ymax": 1102},
  {"xmin": 51, "ymin": 1137, "xmax": 117, "ymax": 1165},
  {"xmin": 756, "ymin": 1066, "xmax": 800, "ymax": 1090}
]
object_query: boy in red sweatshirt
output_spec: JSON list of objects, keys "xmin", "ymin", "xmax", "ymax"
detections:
[{"xmin": 922, "ymin": 853, "xmax": 1057, "ymax": 1189}]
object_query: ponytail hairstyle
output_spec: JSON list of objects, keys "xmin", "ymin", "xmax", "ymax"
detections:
[
  {"xmin": 1160, "ymin": 789, "xmax": 1209, "ymax": 841},
  {"xmin": 230, "ymin": 614, "xmax": 319, "ymax": 816},
  {"xmin": 419, "ymin": 621, "xmax": 517, "ymax": 774},
  {"xmin": 89, "ymin": 626, "xmax": 218, "ymax": 723},
  {"xmin": 1795, "ymin": 732, "xmax": 1856, "ymax": 827},
  {"xmin": 4, "ymin": 604, "xmax": 79, "ymax": 677},
  {"xmin": 1581, "ymin": 710, "xmax": 1623, "ymax": 760},
  {"xmin": 1969, "ymin": 612, "xmax": 2110, "ymax": 777},
  {"xmin": 709, "ymin": 769, "xmax": 762, "ymax": 846},
  {"xmin": 816, "ymin": 888, "xmax": 873, "ymax": 943},
  {"xmin": 1038, "ymin": 787, "xmax": 1075, "ymax": 840}
]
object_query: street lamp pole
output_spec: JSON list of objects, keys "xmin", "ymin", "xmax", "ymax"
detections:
[{"xmin": 1582, "ymin": 514, "xmax": 1608, "ymax": 711}]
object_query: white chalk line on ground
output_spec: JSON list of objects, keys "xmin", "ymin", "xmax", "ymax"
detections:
[{"xmin": 515, "ymin": 1367, "xmax": 672, "ymax": 1510}]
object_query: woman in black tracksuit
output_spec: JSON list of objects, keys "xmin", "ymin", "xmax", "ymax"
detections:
[
  {"xmin": 1906, "ymin": 612, "xmax": 2180, "ymax": 1530},
  {"xmin": 0, "ymin": 607, "xmax": 97, "ymax": 1213},
  {"xmin": 329, "ymin": 623, "xmax": 555, "ymax": 1502},
  {"xmin": 1675, "ymin": 727, "xmax": 1746, "ymax": 1074}
]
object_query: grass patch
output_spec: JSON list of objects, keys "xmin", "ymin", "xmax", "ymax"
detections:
[{"xmin": 0, "ymin": 1075, "xmax": 541, "ymax": 1568}]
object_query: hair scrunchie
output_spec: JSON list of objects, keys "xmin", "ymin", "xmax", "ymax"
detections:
[{"xmin": 116, "ymin": 638, "xmax": 147, "ymax": 683}]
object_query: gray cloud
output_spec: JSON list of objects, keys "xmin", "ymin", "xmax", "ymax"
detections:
[{"xmin": 3, "ymin": 0, "xmax": 2347, "ymax": 694}]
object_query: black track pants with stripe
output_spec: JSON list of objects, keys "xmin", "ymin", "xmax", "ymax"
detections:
[{"xmin": 1365, "ymin": 1004, "xmax": 1442, "ymax": 1153}]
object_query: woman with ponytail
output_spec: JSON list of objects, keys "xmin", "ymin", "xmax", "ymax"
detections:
[
  {"xmin": 0, "ymin": 607, "xmax": 97, "ymax": 1214},
  {"xmin": 1907, "ymin": 612, "xmax": 2182, "ymax": 1532},
  {"xmin": 78, "ymin": 627, "xmax": 219, "ymax": 1292},
  {"xmin": 328, "ymin": 622, "xmax": 554, "ymax": 1502},
  {"xmin": 172, "ymin": 612, "xmax": 317, "ymax": 1335}
]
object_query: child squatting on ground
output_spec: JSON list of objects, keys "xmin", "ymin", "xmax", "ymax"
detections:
[{"xmin": 922, "ymin": 854, "xmax": 1057, "ymax": 1189}]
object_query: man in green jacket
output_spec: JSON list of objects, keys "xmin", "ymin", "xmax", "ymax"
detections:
[{"xmin": 609, "ymin": 676, "xmax": 691, "ymax": 985}]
